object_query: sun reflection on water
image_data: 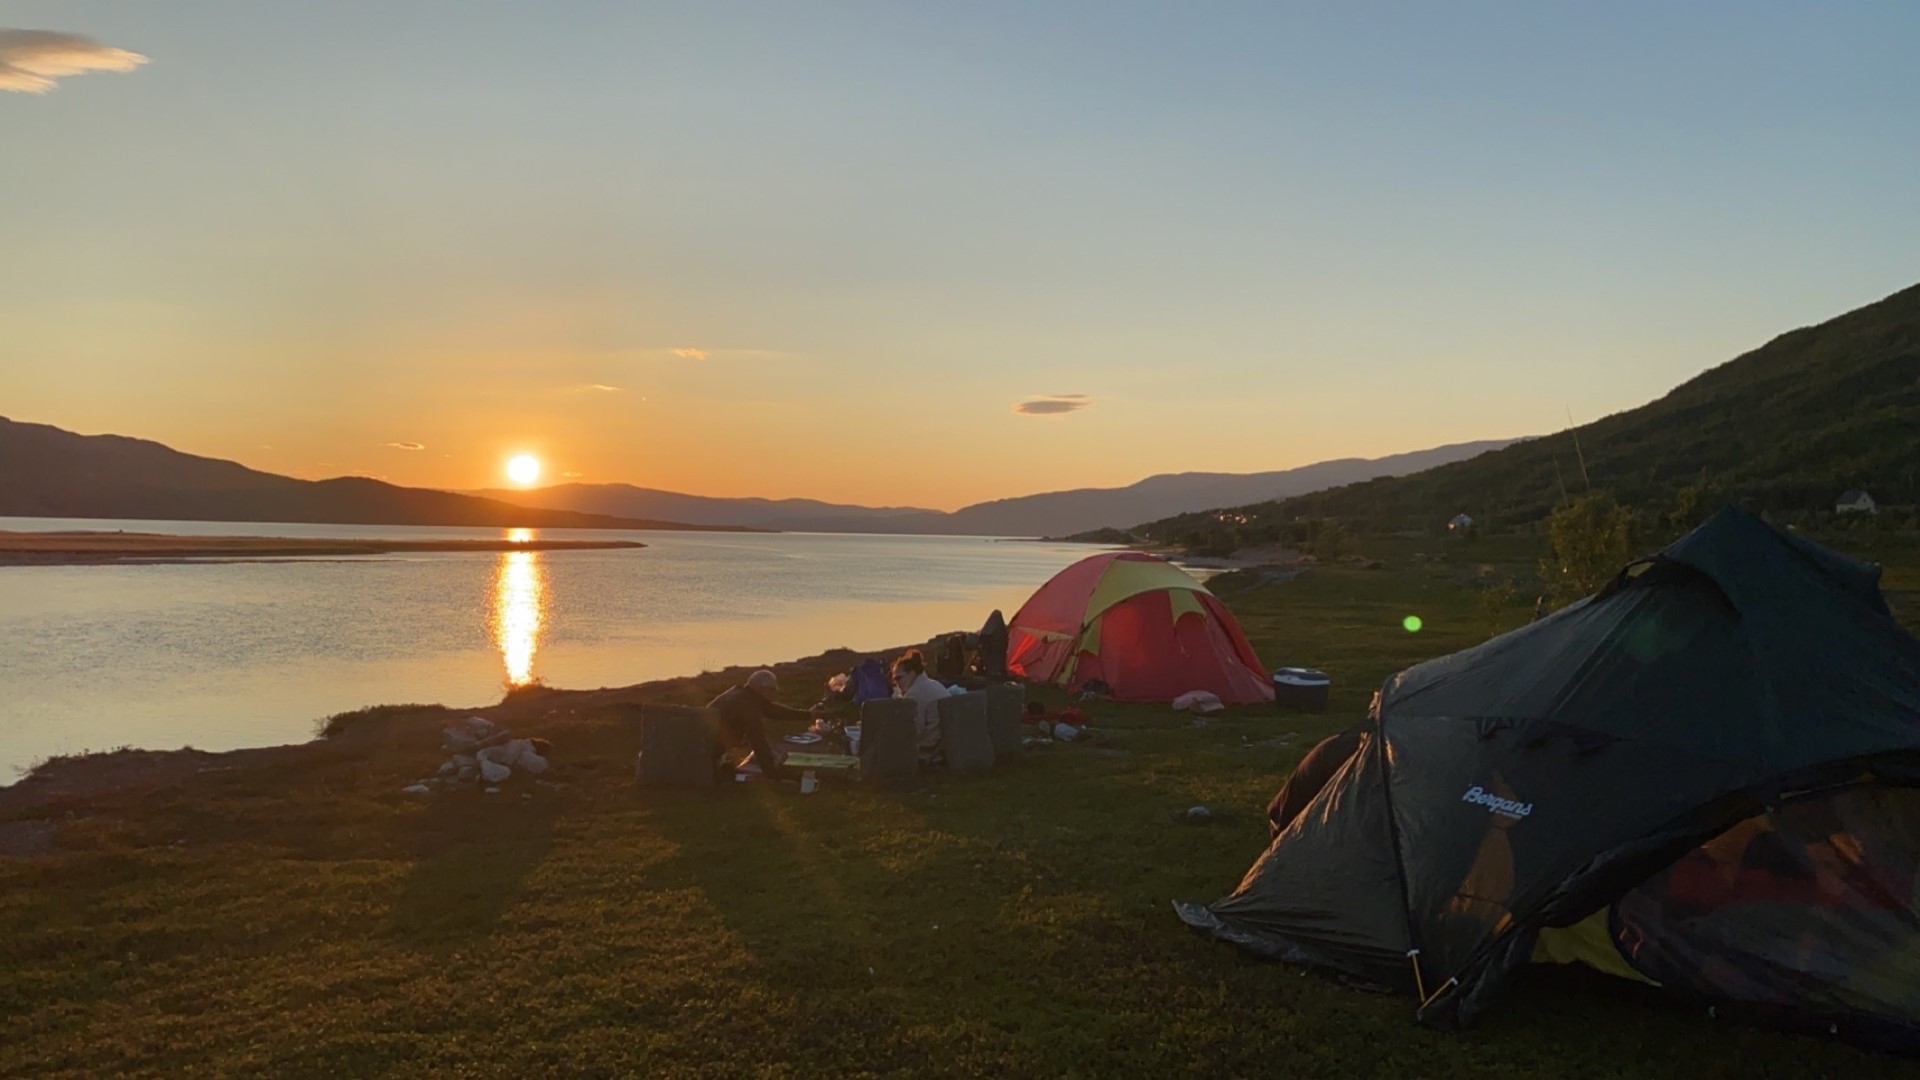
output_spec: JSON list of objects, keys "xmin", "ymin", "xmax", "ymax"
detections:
[{"xmin": 492, "ymin": 549, "xmax": 546, "ymax": 686}]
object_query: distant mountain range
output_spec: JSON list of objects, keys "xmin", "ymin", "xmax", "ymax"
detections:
[
  {"xmin": 468, "ymin": 485, "xmax": 936, "ymax": 531},
  {"xmin": 0, "ymin": 418, "xmax": 739, "ymax": 531},
  {"xmin": 479, "ymin": 439, "xmax": 1518, "ymax": 536},
  {"xmin": 16, "ymin": 284, "xmax": 1912, "ymax": 540},
  {"xmin": 1138, "ymin": 281, "xmax": 1920, "ymax": 539}
]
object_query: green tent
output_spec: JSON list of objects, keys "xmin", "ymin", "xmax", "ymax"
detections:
[{"xmin": 1179, "ymin": 508, "xmax": 1920, "ymax": 1048}]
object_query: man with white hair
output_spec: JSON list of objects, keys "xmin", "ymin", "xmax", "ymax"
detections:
[{"xmin": 707, "ymin": 668, "xmax": 819, "ymax": 780}]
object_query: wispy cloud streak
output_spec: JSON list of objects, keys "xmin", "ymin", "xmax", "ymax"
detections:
[
  {"xmin": 1013, "ymin": 394, "xmax": 1093, "ymax": 415},
  {"xmin": 0, "ymin": 29, "xmax": 147, "ymax": 93}
]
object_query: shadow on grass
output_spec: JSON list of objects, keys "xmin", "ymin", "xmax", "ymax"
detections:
[{"xmin": 386, "ymin": 790, "xmax": 565, "ymax": 951}]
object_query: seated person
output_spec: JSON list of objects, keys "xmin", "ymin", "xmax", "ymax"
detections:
[
  {"xmin": 1266, "ymin": 722, "xmax": 1367, "ymax": 838},
  {"xmin": 708, "ymin": 669, "xmax": 819, "ymax": 780},
  {"xmin": 891, "ymin": 650, "xmax": 948, "ymax": 763}
]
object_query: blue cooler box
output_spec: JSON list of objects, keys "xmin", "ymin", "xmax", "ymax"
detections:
[{"xmin": 1272, "ymin": 668, "xmax": 1330, "ymax": 712}]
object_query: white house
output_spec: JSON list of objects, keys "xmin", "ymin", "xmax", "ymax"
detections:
[{"xmin": 1836, "ymin": 490, "xmax": 1877, "ymax": 516}]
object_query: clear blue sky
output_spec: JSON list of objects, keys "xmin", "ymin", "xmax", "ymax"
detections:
[{"xmin": 5, "ymin": 2, "xmax": 1917, "ymax": 507}]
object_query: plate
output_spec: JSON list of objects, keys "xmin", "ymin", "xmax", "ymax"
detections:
[{"xmin": 783, "ymin": 732, "xmax": 823, "ymax": 746}]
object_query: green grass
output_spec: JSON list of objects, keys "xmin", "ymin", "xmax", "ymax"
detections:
[{"xmin": 3, "ymin": 537, "xmax": 1917, "ymax": 1077}]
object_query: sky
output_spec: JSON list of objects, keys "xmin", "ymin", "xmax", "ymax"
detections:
[{"xmin": 4, "ymin": 2, "xmax": 1918, "ymax": 510}]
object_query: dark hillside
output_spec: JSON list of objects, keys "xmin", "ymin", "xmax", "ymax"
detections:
[
  {"xmin": 0, "ymin": 418, "xmax": 732, "ymax": 531},
  {"xmin": 1143, "ymin": 283, "xmax": 1920, "ymax": 539}
]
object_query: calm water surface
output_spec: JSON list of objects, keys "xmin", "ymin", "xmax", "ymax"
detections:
[{"xmin": 0, "ymin": 518, "xmax": 1100, "ymax": 776}]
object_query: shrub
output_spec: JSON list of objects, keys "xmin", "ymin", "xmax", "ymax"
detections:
[{"xmin": 1539, "ymin": 492, "xmax": 1637, "ymax": 608}]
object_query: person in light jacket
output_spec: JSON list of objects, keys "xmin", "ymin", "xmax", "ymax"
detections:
[{"xmin": 891, "ymin": 649, "xmax": 946, "ymax": 762}]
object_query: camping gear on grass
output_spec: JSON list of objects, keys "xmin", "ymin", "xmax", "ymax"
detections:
[
  {"xmin": 631, "ymin": 704, "xmax": 718, "ymax": 790},
  {"xmin": 935, "ymin": 633, "xmax": 968, "ymax": 684},
  {"xmin": 1177, "ymin": 509, "xmax": 1920, "ymax": 1047},
  {"xmin": 410, "ymin": 717, "xmax": 553, "ymax": 793},
  {"xmin": 1271, "ymin": 668, "xmax": 1330, "ymax": 712},
  {"xmin": 937, "ymin": 691, "xmax": 996, "ymax": 775},
  {"xmin": 781, "ymin": 752, "xmax": 857, "ymax": 779},
  {"xmin": 975, "ymin": 609, "xmax": 1010, "ymax": 679},
  {"xmin": 1007, "ymin": 552, "xmax": 1273, "ymax": 704},
  {"xmin": 982, "ymin": 682, "xmax": 1026, "ymax": 759},
  {"xmin": 815, "ymin": 659, "xmax": 894, "ymax": 719},
  {"xmin": 857, "ymin": 697, "xmax": 919, "ymax": 783},
  {"xmin": 849, "ymin": 659, "xmax": 892, "ymax": 705},
  {"xmin": 1172, "ymin": 690, "xmax": 1226, "ymax": 714}
]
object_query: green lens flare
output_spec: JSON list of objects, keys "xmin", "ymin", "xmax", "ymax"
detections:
[{"xmin": 1403, "ymin": 615, "xmax": 1424, "ymax": 632}]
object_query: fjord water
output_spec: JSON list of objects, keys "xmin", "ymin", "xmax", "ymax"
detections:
[{"xmin": 0, "ymin": 519, "xmax": 1098, "ymax": 777}]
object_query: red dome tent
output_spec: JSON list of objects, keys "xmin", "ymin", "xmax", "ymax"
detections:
[{"xmin": 1006, "ymin": 552, "xmax": 1274, "ymax": 704}]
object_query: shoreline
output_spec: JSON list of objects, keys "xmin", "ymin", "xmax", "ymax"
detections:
[
  {"xmin": 0, "ymin": 530, "xmax": 647, "ymax": 566},
  {"xmin": 0, "ymin": 641, "xmax": 918, "ymax": 813}
]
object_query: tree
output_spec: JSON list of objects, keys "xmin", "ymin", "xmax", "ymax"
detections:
[
  {"xmin": 1307, "ymin": 518, "xmax": 1349, "ymax": 561},
  {"xmin": 1665, "ymin": 477, "xmax": 1713, "ymax": 538},
  {"xmin": 1475, "ymin": 579, "xmax": 1521, "ymax": 639},
  {"xmin": 1539, "ymin": 492, "xmax": 1637, "ymax": 608}
]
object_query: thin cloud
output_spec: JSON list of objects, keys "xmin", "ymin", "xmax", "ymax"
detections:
[
  {"xmin": 560, "ymin": 470, "xmax": 584, "ymax": 479},
  {"xmin": 386, "ymin": 441, "xmax": 426, "ymax": 451},
  {"xmin": 609, "ymin": 345, "xmax": 790, "ymax": 364},
  {"xmin": 586, "ymin": 384, "xmax": 622, "ymax": 392},
  {"xmin": 0, "ymin": 29, "xmax": 148, "ymax": 94},
  {"xmin": 1013, "ymin": 395, "xmax": 1095, "ymax": 416}
]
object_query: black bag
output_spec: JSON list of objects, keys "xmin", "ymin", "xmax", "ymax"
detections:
[
  {"xmin": 974, "ymin": 609, "xmax": 1009, "ymax": 679},
  {"xmin": 935, "ymin": 633, "xmax": 967, "ymax": 683}
]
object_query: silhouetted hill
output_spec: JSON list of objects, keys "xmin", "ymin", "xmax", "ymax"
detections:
[
  {"xmin": 482, "ymin": 441, "xmax": 1516, "ymax": 536},
  {"xmin": 908, "ymin": 440, "xmax": 1518, "ymax": 537},
  {"xmin": 0, "ymin": 418, "xmax": 737, "ymax": 531},
  {"xmin": 472, "ymin": 483, "xmax": 935, "ymax": 530},
  {"xmin": 1140, "ymin": 283, "xmax": 1920, "ymax": 540}
]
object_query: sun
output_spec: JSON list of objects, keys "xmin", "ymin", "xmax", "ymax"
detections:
[{"xmin": 506, "ymin": 453, "xmax": 542, "ymax": 486}]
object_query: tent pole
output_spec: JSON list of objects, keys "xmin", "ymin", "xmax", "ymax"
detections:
[
  {"xmin": 1420, "ymin": 977, "xmax": 1459, "ymax": 1010},
  {"xmin": 1370, "ymin": 708, "xmax": 1429, "ymax": 1009}
]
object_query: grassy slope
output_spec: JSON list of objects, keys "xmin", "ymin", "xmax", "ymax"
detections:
[
  {"xmin": 1141, "ymin": 283, "xmax": 1920, "ymax": 539},
  {"xmin": 3, "ymin": 537, "xmax": 1917, "ymax": 1077}
]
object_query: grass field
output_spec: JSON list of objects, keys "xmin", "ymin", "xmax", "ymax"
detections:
[{"xmin": 3, "ymin": 531, "xmax": 1916, "ymax": 1077}]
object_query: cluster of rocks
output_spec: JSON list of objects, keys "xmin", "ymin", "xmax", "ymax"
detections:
[{"xmin": 401, "ymin": 716, "xmax": 551, "ymax": 796}]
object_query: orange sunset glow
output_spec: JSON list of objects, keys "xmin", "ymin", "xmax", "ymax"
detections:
[{"xmin": 506, "ymin": 454, "xmax": 542, "ymax": 487}]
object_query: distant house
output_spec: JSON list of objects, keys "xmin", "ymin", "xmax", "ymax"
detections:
[
  {"xmin": 1447, "ymin": 513, "xmax": 1475, "ymax": 534},
  {"xmin": 1836, "ymin": 490, "xmax": 1878, "ymax": 516}
]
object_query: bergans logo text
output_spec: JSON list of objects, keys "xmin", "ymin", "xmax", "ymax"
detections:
[{"xmin": 1461, "ymin": 785, "xmax": 1533, "ymax": 820}]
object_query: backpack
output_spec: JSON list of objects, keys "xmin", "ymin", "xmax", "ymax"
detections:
[
  {"xmin": 974, "ymin": 609, "xmax": 1008, "ymax": 678},
  {"xmin": 935, "ymin": 633, "xmax": 967, "ymax": 683},
  {"xmin": 848, "ymin": 659, "xmax": 892, "ymax": 705}
]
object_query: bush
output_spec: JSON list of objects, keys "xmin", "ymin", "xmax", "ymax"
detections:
[
  {"xmin": 1539, "ymin": 492, "xmax": 1637, "ymax": 608},
  {"xmin": 1306, "ymin": 518, "xmax": 1350, "ymax": 561}
]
